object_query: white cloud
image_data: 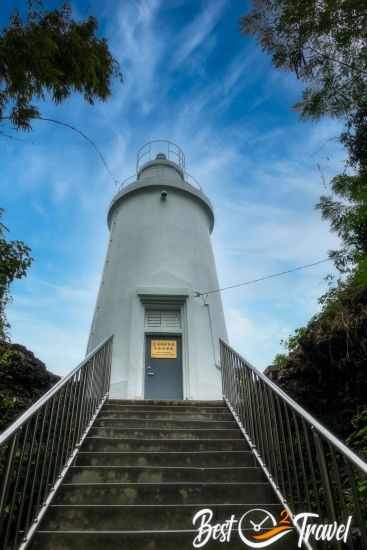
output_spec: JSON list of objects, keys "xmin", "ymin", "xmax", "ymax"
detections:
[
  {"xmin": 107, "ymin": 0, "xmax": 165, "ymax": 115},
  {"xmin": 172, "ymin": 0, "xmax": 226, "ymax": 68},
  {"xmin": 225, "ymin": 307, "xmax": 292, "ymax": 369}
]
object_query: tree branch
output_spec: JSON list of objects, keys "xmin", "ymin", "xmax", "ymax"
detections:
[{"xmin": 308, "ymin": 45, "xmax": 367, "ymax": 77}]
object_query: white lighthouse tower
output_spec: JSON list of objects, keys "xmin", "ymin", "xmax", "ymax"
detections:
[{"xmin": 87, "ymin": 141, "xmax": 227, "ymax": 400}]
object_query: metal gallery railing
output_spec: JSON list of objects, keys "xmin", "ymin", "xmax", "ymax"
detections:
[
  {"xmin": 220, "ymin": 339, "xmax": 367, "ymax": 550},
  {"xmin": 136, "ymin": 140, "xmax": 186, "ymax": 173},
  {"xmin": 0, "ymin": 336, "xmax": 113, "ymax": 550}
]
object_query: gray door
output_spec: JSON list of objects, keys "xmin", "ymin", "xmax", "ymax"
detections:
[{"xmin": 144, "ymin": 335, "xmax": 183, "ymax": 400}]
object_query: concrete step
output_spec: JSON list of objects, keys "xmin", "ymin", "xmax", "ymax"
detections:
[
  {"xmin": 81, "ymin": 437, "xmax": 248, "ymax": 453},
  {"xmin": 54, "ymin": 482, "xmax": 276, "ymax": 505},
  {"xmin": 32, "ymin": 531, "xmax": 298, "ymax": 550},
  {"xmin": 75, "ymin": 450, "xmax": 256, "ymax": 467},
  {"xmin": 40, "ymin": 503, "xmax": 283, "ymax": 531},
  {"xmin": 94, "ymin": 418, "xmax": 237, "ymax": 429},
  {"xmin": 97, "ymin": 410, "xmax": 233, "ymax": 421},
  {"xmin": 101, "ymin": 405, "xmax": 229, "ymax": 415},
  {"xmin": 65, "ymin": 466, "xmax": 266, "ymax": 484},
  {"xmin": 32, "ymin": 530, "xmax": 300, "ymax": 550},
  {"xmin": 107, "ymin": 399, "xmax": 225, "ymax": 407},
  {"xmin": 88, "ymin": 427, "xmax": 242, "ymax": 439}
]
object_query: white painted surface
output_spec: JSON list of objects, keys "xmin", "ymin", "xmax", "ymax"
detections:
[{"xmin": 87, "ymin": 156, "xmax": 228, "ymax": 399}]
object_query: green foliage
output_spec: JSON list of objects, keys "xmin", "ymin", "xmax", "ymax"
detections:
[
  {"xmin": 0, "ymin": 209, "xmax": 33, "ymax": 340},
  {"xmin": 272, "ymin": 353, "xmax": 288, "ymax": 369},
  {"xmin": 241, "ymin": 0, "xmax": 367, "ymax": 120},
  {"xmin": 242, "ymin": 1, "xmax": 367, "ymax": 282},
  {"xmin": 347, "ymin": 410, "xmax": 367, "ymax": 461},
  {"xmin": 281, "ymin": 325, "xmax": 308, "ymax": 352},
  {"xmin": 346, "ymin": 410, "xmax": 367, "ymax": 513},
  {"xmin": 0, "ymin": 395, "xmax": 20, "ymax": 432},
  {"xmin": 317, "ymin": 174, "xmax": 367, "ymax": 282},
  {"xmin": 0, "ymin": 2, "xmax": 122, "ymax": 130}
]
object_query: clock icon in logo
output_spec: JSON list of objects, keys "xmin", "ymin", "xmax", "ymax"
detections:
[
  {"xmin": 240, "ymin": 508, "xmax": 276, "ymax": 531},
  {"xmin": 238, "ymin": 508, "xmax": 293, "ymax": 548}
]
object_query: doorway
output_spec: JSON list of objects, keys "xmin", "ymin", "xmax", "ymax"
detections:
[{"xmin": 144, "ymin": 335, "xmax": 183, "ymax": 400}]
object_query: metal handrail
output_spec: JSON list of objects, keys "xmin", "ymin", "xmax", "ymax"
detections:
[
  {"xmin": 220, "ymin": 339, "xmax": 367, "ymax": 550},
  {"xmin": 0, "ymin": 336, "xmax": 113, "ymax": 550}
]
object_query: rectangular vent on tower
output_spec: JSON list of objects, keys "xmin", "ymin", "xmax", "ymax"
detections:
[{"xmin": 145, "ymin": 309, "xmax": 181, "ymax": 330}]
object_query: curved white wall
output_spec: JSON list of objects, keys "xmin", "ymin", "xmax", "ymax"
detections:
[{"xmin": 87, "ymin": 158, "xmax": 228, "ymax": 399}]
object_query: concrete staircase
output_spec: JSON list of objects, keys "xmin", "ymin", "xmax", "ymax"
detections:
[{"xmin": 32, "ymin": 399, "xmax": 295, "ymax": 549}]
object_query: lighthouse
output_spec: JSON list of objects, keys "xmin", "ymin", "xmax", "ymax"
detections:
[{"xmin": 87, "ymin": 141, "xmax": 228, "ymax": 400}]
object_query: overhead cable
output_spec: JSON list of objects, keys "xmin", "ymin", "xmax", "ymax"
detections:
[{"xmin": 195, "ymin": 258, "xmax": 332, "ymax": 297}]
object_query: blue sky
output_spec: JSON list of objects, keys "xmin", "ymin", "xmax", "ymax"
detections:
[{"xmin": 1, "ymin": 0, "xmax": 345, "ymax": 376}]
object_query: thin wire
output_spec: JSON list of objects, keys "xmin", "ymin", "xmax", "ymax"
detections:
[
  {"xmin": 195, "ymin": 258, "xmax": 332, "ymax": 296},
  {"xmin": 1, "ymin": 115, "xmax": 120, "ymax": 187},
  {"xmin": 36, "ymin": 117, "xmax": 120, "ymax": 187}
]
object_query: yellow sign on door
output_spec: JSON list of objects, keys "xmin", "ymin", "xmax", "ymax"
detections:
[{"xmin": 151, "ymin": 340, "xmax": 177, "ymax": 359}]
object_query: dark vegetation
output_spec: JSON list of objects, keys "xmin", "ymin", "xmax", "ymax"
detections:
[
  {"xmin": 0, "ymin": 341, "xmax": 59, "ymax": 432},
  {"xmin": 242, "ymin": 0, "xmax": 367, "ymax": 463}
]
